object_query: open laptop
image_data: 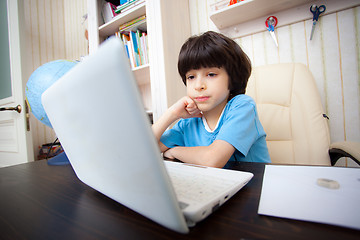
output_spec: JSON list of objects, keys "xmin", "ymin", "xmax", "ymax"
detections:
[{"xmin": 41, "ymin": 37, "xmax": 253, "ymax": 233}]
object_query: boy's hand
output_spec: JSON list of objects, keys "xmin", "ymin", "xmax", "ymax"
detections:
[
  {"xmin": 152, "ymin": 96, "xmax": 202, "ymax": 154},
  {"xmin": 169, "ymin": 96, "xmax": 202, "ymax": 119},
  {"xmin": 163, "ymin": 148, "xmax": 175, "ymax": 159}
]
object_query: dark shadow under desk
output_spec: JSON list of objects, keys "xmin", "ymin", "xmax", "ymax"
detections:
[{"xmin": 0, "ymin": 160, "xmax": 358, "ymax": 239}]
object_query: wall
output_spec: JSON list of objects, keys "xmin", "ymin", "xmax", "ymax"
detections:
[
  {"xmin": 22, "ymin": 0, "xmax": 88, "ymax": 159},
  {"xmin": 189, "ymin": 0, "xmax": 360, "ymax": 166}
]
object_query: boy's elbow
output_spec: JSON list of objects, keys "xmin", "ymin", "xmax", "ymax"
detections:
[
  {"xmin": 206, "ymin": 162, "xmax": 224, "ymax": 168},
  {"xmin": 202, "ymin": 141, "xmax": 234, "ymax": 168},
  {"xmin": 158, "ymin": 141, "xmax": 169, "ymax": 153},
  {"xmin": 201, "ymin": 151, "xmax": 228, "ymax": 168}
]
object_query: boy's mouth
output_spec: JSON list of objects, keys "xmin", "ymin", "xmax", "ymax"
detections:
[{"xmin": 194, "ymin": 96, "xmax": 209, "ymax": 102}]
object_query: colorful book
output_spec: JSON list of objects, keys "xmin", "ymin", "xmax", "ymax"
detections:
[
  {"xmin": 130, "ymin": 31, "xmax": 140, "ymax": 66},
  {"xmin": 114, "ymin": 14, "xmax": 148, "ymax": 68},
  {"xmin": 121, "ymin": 33, "xmax": 130, "ymax": 59},
  {"xmin": 118, "ymin": 15, "xmax": 146, "ymax": 32},
  {"xmin": 122, "ymin": 33, "xmax": 136, "ymax": 68},
  {"xmin": 115, "ymin": 0, "xmax": 140, "ymax": 14},
  {"xmin": 120, "ymin": 0, "xmax": 145, "ymax": 14}
]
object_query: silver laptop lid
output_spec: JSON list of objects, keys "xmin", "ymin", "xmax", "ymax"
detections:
[{"xmin": 42, "ymin": 37, "xmax": 189, "ymax": 233}]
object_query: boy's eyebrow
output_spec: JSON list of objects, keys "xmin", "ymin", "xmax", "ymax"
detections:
[
  {"xmin": 202, "ymin": 67, "xmax": 222, "ymax": 71},
  {"xmin": 185, "ymin": 66, "xmax": 223, "ymax": 74}
]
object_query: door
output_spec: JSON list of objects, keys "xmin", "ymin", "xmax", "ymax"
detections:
[{"xmin": 0, "ymin": 0, "xmax": 34, "ymax": 167}]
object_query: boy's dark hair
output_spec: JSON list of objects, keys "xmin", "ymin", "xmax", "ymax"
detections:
[{"xmin": 178, "ymin": 31, "xmax": 252, "ymax": 98}]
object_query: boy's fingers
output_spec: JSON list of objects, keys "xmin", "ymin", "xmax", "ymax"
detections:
[
  {"xmin": 192, "ymin": 111, "xmax": 203, "ymax": 118},
  {"xmin": 186, "ymin": 106, "xmax": 198, "ymax": 114},
  {"xmin": 163, "ymin": 149, "xmax": 174, "ymax": 159},
  {"xmin": 186, "ymin": 107, "xmax": 202, "ymax": 117},
  {"xmin": 185, "ymin": 100, "xmax": 195, "ymax": 108}
]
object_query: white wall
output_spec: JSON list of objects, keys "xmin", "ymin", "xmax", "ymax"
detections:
[
  {"xmin": 22, "ymin": 0, "xmax": 88, "ymax": 159},
  {"xmin": 189, "ymin": 0, "xmax": 360, "ymax": 166}
]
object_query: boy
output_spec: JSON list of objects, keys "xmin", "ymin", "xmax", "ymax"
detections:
[{"xmin": 152, "ymin": 31, "xmax": 271, "ymax": 168}]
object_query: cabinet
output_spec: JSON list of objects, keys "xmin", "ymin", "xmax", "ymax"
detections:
[
  {"xmin": 209, "ymin": 0, "xmax": 359, "ymax": 39},
  {"xmin": 87, "ymin": 0, "xmax": 191, "ymax": 121},
  {"xmin": 210, "ymin": 0, "xmax": 313, "ymax": 29}
]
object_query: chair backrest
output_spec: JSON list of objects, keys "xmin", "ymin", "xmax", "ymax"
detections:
[{"xmin": 246, "ymin": 63, "xmax": 331, "ymax": 165}]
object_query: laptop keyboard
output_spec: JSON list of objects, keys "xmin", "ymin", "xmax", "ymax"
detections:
[{"xmin": 166, "ymin": 164, "xmax": 237, "ymax": 207}]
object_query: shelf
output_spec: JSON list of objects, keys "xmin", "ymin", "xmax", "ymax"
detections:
[
  {"xmin": 133, "ymin": 64, "xmax": 150, "ymax": 85},
  {"xmin": 99, "ymin": 1, "xmax": 146, "ymax": 38},
  {"xmin": 210, "ymin": 0, "xmax": 313, "ymax": 29}
]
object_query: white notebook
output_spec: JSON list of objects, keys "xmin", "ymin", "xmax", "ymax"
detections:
[{"xmin": 42, "ymin": 37, "xmax": 253, "ymax": 233}]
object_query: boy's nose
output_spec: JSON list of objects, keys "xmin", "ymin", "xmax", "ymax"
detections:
[{"xmin": 195, "ymin": 79, "xmax": 206, "ymax": 91}]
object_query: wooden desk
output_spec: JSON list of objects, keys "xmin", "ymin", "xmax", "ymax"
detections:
[{"xmin": 0, "ymin": 160, "xmax": 358, "ymax": 239}]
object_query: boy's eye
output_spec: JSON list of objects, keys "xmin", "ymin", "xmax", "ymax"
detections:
[
  {"xmin": 208, "ymin": 73, "xmax": 217, "ymax": 77},
  {"xmin": 187, "ymin": 75, "xmax": 194, "ymax": 80}
]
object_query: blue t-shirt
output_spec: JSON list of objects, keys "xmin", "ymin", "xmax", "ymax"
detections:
[{"xmin": 160, "ymin": 95, "xmax": 271, "ymax": 166}]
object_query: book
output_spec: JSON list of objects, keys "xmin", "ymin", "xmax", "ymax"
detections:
[
  {"xmin": 119, "ymin": 0, "xmax": 145, "ymax": 14},
  {"xmin": 118, "ymin": 30, "xmax": 148, "ymax": 68},
  {"xmin": 115, "ymin": 0, "xmax": 139, "ymax": 14},
  {"xmin": 130, "ymin": 31, "xmax": 140, "ymax": 66},
  {"xmin": 122, "ymin": 33, "xmax": 136, "ymax": 68},
  {"xmin": 120, "ymin": 34, "xmax": 130, "ymax": 59},
  {"xmin": 114, "ymin": 14, "xmax": 148, "ymax": 68},
  {"xmin": 141, "ymin": 32, "xmax": 148, "ymax": 64},
  {"xmin": 102, "ymin": 2, "xmax": 119, "ymax": 23},
  {"xmin": 118, "ymin": 15, "xmax": 146, "ymax": 32}
]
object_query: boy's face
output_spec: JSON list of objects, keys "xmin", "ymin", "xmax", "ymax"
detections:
[{"xmin": 185, "ymin": 67, "xmax": 230, "ymax": 114}]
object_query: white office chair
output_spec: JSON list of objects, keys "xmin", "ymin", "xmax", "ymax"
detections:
[{"xmin": 246, "ymin": 63, "xmax": 360, "ymax": 166}]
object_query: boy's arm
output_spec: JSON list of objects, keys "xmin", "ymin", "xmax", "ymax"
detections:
[
  {"xmin": 152, "ymin": 96, "xmax": 202, "ymax": 153},
  {"xmin": 152, "ymin": 110, "xmax": 178, "ymax": 152},
  {"xmin": 163, "ymin": 140, "xmax": 235, "ymax": 168}
]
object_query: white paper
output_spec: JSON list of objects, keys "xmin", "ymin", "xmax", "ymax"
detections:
[{"xmin": 258, "ymin": 165, "xmax": 360, "ymax": 230}]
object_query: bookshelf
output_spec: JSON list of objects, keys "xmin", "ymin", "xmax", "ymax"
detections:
[
  {"xmin": 87, "ymin": 0, "xmax": 191, "ymax": 121},
  {"xmin": 98, "ymin": 2, "xmax": 146, "ymax": 37}
]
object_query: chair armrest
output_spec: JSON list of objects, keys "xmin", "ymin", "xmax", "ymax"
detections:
[{"xmin": 329, "ymin": 141, "xmax": 360, "ymax": 166}]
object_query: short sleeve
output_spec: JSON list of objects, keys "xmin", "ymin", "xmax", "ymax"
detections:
[
  {"xmin": 160, "ymin": 121, "xmax": 185, "ymax": 148},
  {"xmin": 216, "ymin": 97, "xmax": 264, "ymax": 157}
]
